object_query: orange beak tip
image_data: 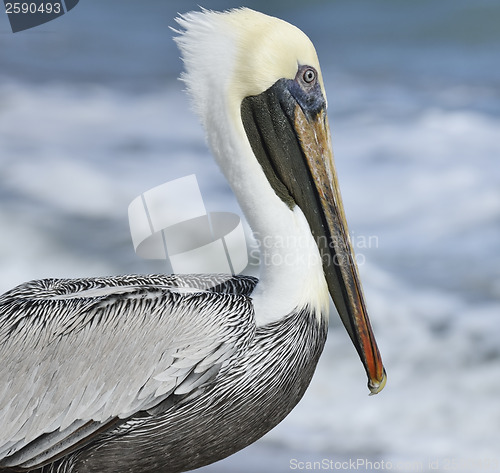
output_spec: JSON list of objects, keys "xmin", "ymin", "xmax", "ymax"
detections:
[{"xmin": 368, "ymin": 368, "xmax": 387, "ymax": 396}]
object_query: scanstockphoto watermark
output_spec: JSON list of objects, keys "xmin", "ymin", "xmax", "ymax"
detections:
[
  {"xmin": 250, "ymin": 231, "xmax": 379, "ymax": 267},
  {"xmin": 128, "ymin": 175, "xmax": 380, "ymax": 281},
  {"xmin": 290, "ymin": 458, "xmax": 423, "ymax": 471},
  {"xmin": 289, "ymin": 457, "xmax": 500, "ymax": 471}
]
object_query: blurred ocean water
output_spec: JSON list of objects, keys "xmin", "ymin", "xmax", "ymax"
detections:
[{"xmin": 1, "ymin": 1, "xmax": 500, "ymax": 472}]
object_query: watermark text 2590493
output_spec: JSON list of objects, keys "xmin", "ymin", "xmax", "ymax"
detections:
[
  {"xmin": 5, "ymin": 2, "xmax": 61, "ymax": 14},
  {"xmin": 3, "ymin": 0, "xmax": 79, "ymax": 33}
]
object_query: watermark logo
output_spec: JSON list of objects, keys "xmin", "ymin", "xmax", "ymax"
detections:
[
  {"xmin": 3, "ymin": 0, "xmax": 79, "ymax": 33},
  {"xmin": 128, "ymin": 175, "xmax": 380, "ymax": 285},
  {"xmin": 128, "ymin": 175, "xmax": 248, "ymax": 281}
]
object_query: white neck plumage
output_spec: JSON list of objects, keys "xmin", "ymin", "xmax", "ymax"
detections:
[{"xmin": 213, "ymin": 103, "xmax": 330, "ymax": 326}]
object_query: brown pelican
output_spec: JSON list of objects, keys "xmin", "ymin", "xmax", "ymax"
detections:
[{"xmin": 0, "ymin": 8, "xmax": 386, "ymax": 473}]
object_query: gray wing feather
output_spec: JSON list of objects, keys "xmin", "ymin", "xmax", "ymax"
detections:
[{"xmin": 0, "ymin": 274, "xmax": 257, "ymax": 466}]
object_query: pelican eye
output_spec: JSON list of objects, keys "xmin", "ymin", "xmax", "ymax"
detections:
[
  {"xmin": 289, "ymin": 66, "xmax": 324, "ymax": 116},
  {"xmin": 302, "ymin": 67, "xmax": 316, "ymax": 84}
]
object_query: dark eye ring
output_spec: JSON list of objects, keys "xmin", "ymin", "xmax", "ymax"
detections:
[{"xmin": 302, "ymin": 68, "xmax": 316, "ymax": 84}]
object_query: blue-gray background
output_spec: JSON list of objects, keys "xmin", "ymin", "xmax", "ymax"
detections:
[{"xmin": 1, "ymin": 1, "xmax": 499, "ymax": 472}]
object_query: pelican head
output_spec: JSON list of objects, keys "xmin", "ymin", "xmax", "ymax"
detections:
[{"xmin": 175, "ymin": 8, "xmax": 386, "ymax": 394}]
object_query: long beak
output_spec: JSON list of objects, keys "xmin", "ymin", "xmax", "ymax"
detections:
[
  {"xmin": 295, "ymin": 107, "xmax": 386, "ymax": 395},
  {"xmin": 241, "ymin": 79, "xmax": 386, "ymax": 394}
]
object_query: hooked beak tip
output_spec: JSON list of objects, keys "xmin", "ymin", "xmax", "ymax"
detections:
[{"xmin": 368, "ymin": 368, "xmax": 387, "ymax": 396}]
